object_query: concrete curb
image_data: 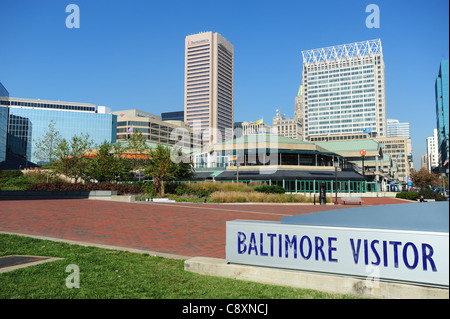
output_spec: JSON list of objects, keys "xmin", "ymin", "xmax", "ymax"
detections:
[
  {"xmin": 184, "ymin": 257, "xmax": 449, "ymax": 299},
  {"xmin": 0, "ymin": 231, "xmax": 190, "ymax": 260},
  {"xmin": 0, "ymin": 255, "xmax": 64, "ymax": 273}
]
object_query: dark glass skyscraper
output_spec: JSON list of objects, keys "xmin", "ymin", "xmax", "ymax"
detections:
[{"xmin": 435, "ymin": 60, "xmax": 449, "ymax": 169}]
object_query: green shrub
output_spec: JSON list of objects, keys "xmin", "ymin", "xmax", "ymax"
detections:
[
  {"xmin": 395, "ymin": 191, "xmax": 418, "ymax": 201},
  {"xmin": 26, "ymin": 181, "xmax": 144, "ymax": 195},
  {"xmin": 396, "ymin": 190, "xmax": 447, "ymax": 201},
  {"xmin": 175, "ymin": 183, "xmax": 193, "ymax": 196},
  {"xmin": 0, "ymin": 170, "xmax": 24, "ymax": 178},
  {"xmin": 254, "ymin": 185, "xmax": 286, "ymax": 194},
  {"xmin": 174, "ymin": 182, "xmax": 255, "ymax": 198},
  {"xmin": 164, "ymin": 181, "xmax": 179, "ymax": 194},
  {"xmin": 417, "ymin": 189, "xmax": 446, "ymax": 201},
  {"xmin": 142, "ymin": 182, "xmax": 155, "ymax": 196}
]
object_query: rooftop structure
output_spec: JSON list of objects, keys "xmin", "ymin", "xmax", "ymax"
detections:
[{"xmin": 302, "ymin": 39, "xmax": 382, "ymax": 65}]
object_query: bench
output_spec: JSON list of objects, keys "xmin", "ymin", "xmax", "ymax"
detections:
[{"xmin": 341, "ymin": 197, "xmax": 362, "ymax": 205}]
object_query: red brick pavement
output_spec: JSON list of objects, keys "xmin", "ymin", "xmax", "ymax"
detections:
[{"xmin": 0, "ymin": 197, "xmax": 408, "ymax": 259}]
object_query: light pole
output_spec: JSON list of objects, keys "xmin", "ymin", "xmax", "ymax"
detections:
[
  {"xmin": 334, "ymin": 160, "xmax": 339, "ymax": 205},
  {"xmin": 360, "ymin": 149, "xmax": 366, "ymax": 177},
  {"xmin": 235, "ymin": 154, "xmax": 241, "ymax": 184}
]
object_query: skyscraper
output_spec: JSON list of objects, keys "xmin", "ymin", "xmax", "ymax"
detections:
[
  {"xmin": 427, "ymin": 129, "xmax": 439, "ymax": 172},
  {"xmin": 435, "ymin": 59, "xmax": 449, "ymax": 169},
  {"xmin": 294, "ymin": 84, "xmax": 304, "ymax": 140},
  {"xmin": 301, "ymin": 39, "xmax": 386, "ymax": 140},
  {"xmin": 386, "ymin": 119, "xmax": 410, "ymax": 138},
  {"xmin": 184, "ymin": 31, "xmax": 234, "ymax": 146}
]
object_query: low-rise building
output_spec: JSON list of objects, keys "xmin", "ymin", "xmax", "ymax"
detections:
[
  {"xmin": 113, "ymin": 109, "xmax": 202, "ymax": 150},
  {"xmin": 190, "ymin": 135, "xmax": 371, "ymax": 194},
  {"xmin": 240, "ymin": 119, "xmax": 271, "ymax": 136},
  {"xmin": 314, "ymin": 139, "xmax": 397, "ymax": 192},
  {"xmin": 0, "ymin": 94, "xmax": 117, "ymax": 166},
  {"xmin": 272, "ymin": 110, "xmax": 302, "ymax": 140},
  {"xmin": 375, "ymin": 136, "xmax": 412, "ymax": 182}
]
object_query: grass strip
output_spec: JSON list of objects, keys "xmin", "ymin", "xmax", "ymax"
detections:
[{"xmin": 0, "ymin": 233, "xmax": 357, "ymax": 299}]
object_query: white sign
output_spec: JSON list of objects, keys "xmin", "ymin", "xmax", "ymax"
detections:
[{"xmin": 226, "ymin": 220, "xmax": 449, "ymax": 288}]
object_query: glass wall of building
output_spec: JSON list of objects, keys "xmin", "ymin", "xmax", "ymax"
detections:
[
  {"xmin": 0, "ymin": 82, "xmax": 9, "ymax": 98},
  {"xmin": 0, "ymin": 106, "xmax": 8, "ymax": 163},
  {"xmin": 0, "ymin": 83, "xmax": 10, "ymax": 163},
  {"xmin": 8, "ymin": 108, "xmax": 117, "ymax": 164},
  {"xmin": 436, "ymin": 59, "xmax": 449, "ymax": 167}
]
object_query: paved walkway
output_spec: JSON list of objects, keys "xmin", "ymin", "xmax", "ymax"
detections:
[{"xmin": 0, "ymin": 197, "xmax": 409, "ymax": 259}]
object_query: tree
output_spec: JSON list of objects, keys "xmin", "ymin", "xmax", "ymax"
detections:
[
  {"xmin": 144, "ymin": 144, "xmax": 193, "ymax": 197},
  {"xmin": 126, "ymin": 130, "xmax": 150, "ymax": 181},
  {"xmin": 88, "ymin": 142, "xmax": 133, "ymax": 182},
  {"xmin": 410, "ymin": 168, "xmax": 440, "ymax": 189},
  {"xmin": 52, "ymin": 133, "xmax": 93, "ymax": 183},
  {"xmin": 33, "ymin": 121, "xmax": 62, "ymax": 181}
]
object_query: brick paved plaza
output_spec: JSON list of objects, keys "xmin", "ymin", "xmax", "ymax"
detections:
[{"xmin": 0, "ymin": 198, "xmax": 408, "ymax": 259}]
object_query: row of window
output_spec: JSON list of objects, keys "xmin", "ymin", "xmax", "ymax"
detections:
[
  {"xmin": 117, "ymin": 121, "xmax": 178, "ymax": 132},
  {"xmin": 1, "ymin": 100, "xmax": 95, "ymax": 112}
]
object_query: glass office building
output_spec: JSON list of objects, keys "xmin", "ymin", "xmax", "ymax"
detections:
[
  {"xmin": 0, "ymin": 82, "xmax": 9, "ymax": 163},
  {"xmin": 435, "ymin": 59, "xmax": 449, "ymax": 168},
  {"xmin": 1, "ymin": 97, "xmax": 117, "ymax": 165}
]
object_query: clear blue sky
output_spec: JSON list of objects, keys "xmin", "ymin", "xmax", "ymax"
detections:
[{"xmin": 0, "ymin": 0, "xmax": 448, "ymax": 170}]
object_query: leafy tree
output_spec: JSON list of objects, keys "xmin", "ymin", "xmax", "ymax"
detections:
[
  {"xmin": 33, "ymin": 120, "xmax": 62, "ymax": 165},
  {"xmin": 410, "ymin": 168, "xmax": 440, "ymax": 189},
  {"xmin": 88, "ymin": 142, "xmax": 133, "ymax": 182},
  {"xmin": 33, "ymin": 121, "xmax": 62, "ymax": 182},
  {"xmin": 52, "ymin": 133, "xmax": 93, "ymax": 183},
  {"xmin": 126, "ymin": 130, "xmax": 150, "ymax": 181},
  {"xmin": 144, "ymin": 144, "xmax": 193, "ymax": 197}
]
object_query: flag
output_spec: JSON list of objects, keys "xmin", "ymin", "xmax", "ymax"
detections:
[
  {"xmin": 363, "ymin": 128, "xmax": 372, "ymax": 134},
  {"xmin": 256, "ymin": 118, "xmax": 263, "ymax": 125},
  {"xmin": 119, "ymin": 113, "xmax": 125, "ymax": 117},
  {"xmin": 444, "ymin": 159, "xmax": 449, "ymax": 166},
  {"xmin": 397, "ymin": 153, "xmax": 402, "ymax": 158},
  {"xmin": 127, "ymin": 126, "xmax": 134, "ymax": 133}
]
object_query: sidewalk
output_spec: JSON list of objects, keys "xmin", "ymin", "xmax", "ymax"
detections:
[{"xmin": 0, "ymin": 197, "xmax": 410, "ymax": 259}]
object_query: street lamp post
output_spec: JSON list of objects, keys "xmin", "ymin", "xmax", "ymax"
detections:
[
  {"xmin": 334, "ymin": 160, "xmax": 339, "ymax": 205},
  {"xmin": 360, "ymin": 150, "xmax": 366, "ymax": 177}
]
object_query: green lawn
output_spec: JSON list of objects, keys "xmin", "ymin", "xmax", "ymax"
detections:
[{"xmin": 0, "ymin": 234, "xmax": 358, "ymax": 299}]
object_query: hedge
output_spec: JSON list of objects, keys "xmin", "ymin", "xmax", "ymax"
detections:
[
  {"xmin": 253, "ymin": 185, "xmax": 286, "ymax": 194},
  {"xmin": 26, "ymin": 181, "xmax": 144, "ymax": 195},
  {"xmin": 396, "ymin": 190, "xmax": 446, "ymax": 201}
]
